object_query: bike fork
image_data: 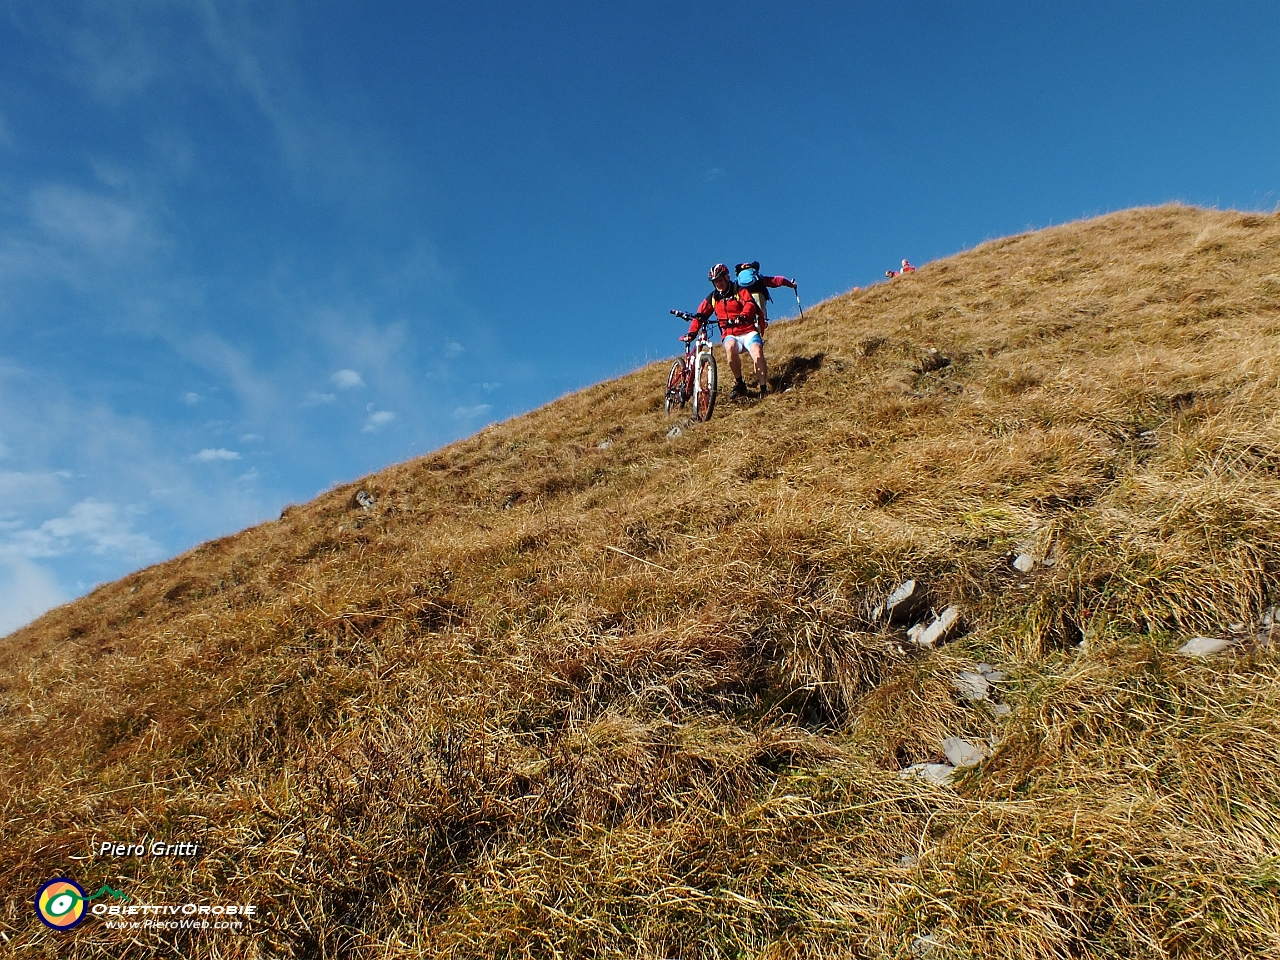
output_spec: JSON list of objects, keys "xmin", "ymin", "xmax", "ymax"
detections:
[{"xmin": 692, "ymin": 351, "xmax": 703, "ymax": 413}]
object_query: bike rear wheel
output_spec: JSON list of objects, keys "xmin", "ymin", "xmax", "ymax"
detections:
[
  {"xmin": 665, "ymin": 359, "xmax": 687, "ymax": 415},
  {"xmin": 694, "ymin": 350, "xmax": 717, "ymax": 422}
]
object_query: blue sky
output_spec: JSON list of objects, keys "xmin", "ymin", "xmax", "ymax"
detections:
[{"xmin": 2, "ymin": 1, "xmax": 1278, "ymax": 633}]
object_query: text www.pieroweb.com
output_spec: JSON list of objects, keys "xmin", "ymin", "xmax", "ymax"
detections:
[{"xmin": 103, "ymin": 917, "xmax": 244, "ymax": 931}]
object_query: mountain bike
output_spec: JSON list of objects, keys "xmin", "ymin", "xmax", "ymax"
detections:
[{"xmin": 666, "ymin": 311, "xmax": 718, "ymax": 422}]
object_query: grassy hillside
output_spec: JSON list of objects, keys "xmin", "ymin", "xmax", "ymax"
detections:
[{"xmin": 4, "ymin": 205, "xmax": 1280, "ymax": 959}]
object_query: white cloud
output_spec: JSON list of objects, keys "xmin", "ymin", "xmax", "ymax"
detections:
[
  {"xmin": 181, "ymin": 391, "xmax": 200, "ymax": 404},
  {"xmin": 29, "ymin": 184, "xmax": 154, "ymax": 260},
  {"xmin": 331, "ymin": 369, "xmax": 365, "ymax": 389},
  {"xmin": 43, "ymin": 500, "xmax": 157, "ymax": 555},
  {"xmin": 0, "ymin": 470, "xmax": 69, "ymax": 507},
  {"xmin": 361, "ymin": 410, "xmax": 396, "ymax": 433},
  {"xmin": 444, "ymin": 341, "xmax": 463, "ymax": 357},
  {"xmin": 301, "ymin": 391, "xmax": 336, "ymax": 407},
  {"xmin": 163, "ymin": 332, "xmax": 280, "ymax": 426},
  {"xmin": 237, "ymin": 468, "xmax": 259, "ymax": 482},
  {"xmin": 90, "ymin": 159, "xmax": 132, "ymax": 190},
  {"xmin": 64, "ymin": 4, "xmax": 166, "ymax": 103},
  {"xmin": 239, "ymin": 433, "xmax": 262, "ymax": 442},
  {"xmin": 481, "ymin": 382, "xmax": 502, "ymax": 392},
  {"xmin": 0, "ymin": 498, "xmax": 161, "ymax": 561},
  {"xmin": 453, "ymin": 404, "xmax": 492, "ymax": 419},
  {"xmin": 192, "ymin": 448, "xmax": 240, "ymax": 462},
  {"xmin": 0, "ymin": 556, "xmax": 67, "ymax": 636}
]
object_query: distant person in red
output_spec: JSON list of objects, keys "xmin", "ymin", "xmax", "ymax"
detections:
[
  {"xmin": 885, "ymin": 269, "xmax": 898, "ymax": 279},
  {"xmin": 900, "ymin": 259, "xmax": 916, "ymax": 273},
  {"xmin": 684, "ymin": 263, "xmax": 769, "ymax": 398},
  {"xmin": 734, "ymin": 262, "xmax": 797, "ymax": 333}
]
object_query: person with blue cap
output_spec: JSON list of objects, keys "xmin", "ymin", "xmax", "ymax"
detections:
[{"xmin": 734, "ymin": 262, "xmax": 797, "ymax": 336}]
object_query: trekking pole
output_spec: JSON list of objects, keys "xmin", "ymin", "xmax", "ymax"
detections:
[{"xmin": 794, "ymin": 283, "xmax": 805, "ymax": 321}]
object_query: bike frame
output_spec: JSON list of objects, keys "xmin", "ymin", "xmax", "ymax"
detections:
[{"xmin": 668, "ymin": 311, "xmax": 719, "ymax": 421}]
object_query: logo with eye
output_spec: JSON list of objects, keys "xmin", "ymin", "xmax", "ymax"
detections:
[
  {"xmin": 36, "ymin": 878, "xmax": 88, "ymax": 930},
  {"xmin": 35, "ymin": 879, "xmax": 128, "ymax": 930}
]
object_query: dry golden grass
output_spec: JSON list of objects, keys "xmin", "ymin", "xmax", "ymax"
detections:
[{"xmin": 3, "ymin": 205, "xmax": 1280, "ymax": 958}]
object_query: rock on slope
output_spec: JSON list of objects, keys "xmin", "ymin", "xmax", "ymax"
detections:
[{"xmin": 3, "ymin": 206, "xmax": 1280, "ymax": 959}]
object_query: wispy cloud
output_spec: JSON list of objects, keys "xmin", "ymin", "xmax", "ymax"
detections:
[
  {"xmin": 192, "ymin": 448, "xmax": 240, "ymax": 462},
  {"xmin": 0, "ymin": 498, "xmax": 161, "ymax": 561},
  {"xmin": 361, "ymin": 410, "xmax": 396, "ymax": 433},
  {"xmin": 0, "ymin": 470, "xmax": 70, "ymax": 507},
  {"xmin": 0, "ymin": 556, "xmax": 67, "ymax": 635},
  {"xmin": 301, "ymin": 391, "xmax": 336, "ymax": 407},
  {"xmin": 181, "ymin": 391, "xmax": 200, "ymax": 404},
  {"xmin": 173, "ymin": 333, "xmax": 279, "ymax": 421},
  {"xmin": 331, "ymin": 368, "xmax": 365, "ymax": 389},
  {"xmin": 29, "ymin": 184, "xmax": 157, "ymax": 261},
  {"xmin": 453, "ymin": 404, "xmax": 492, "ymax": 419},
  {"xmin": 63, "ymin": 3, "xmax": 169, "ymax": 103}
]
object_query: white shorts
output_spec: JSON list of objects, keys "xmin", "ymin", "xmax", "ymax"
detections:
[{"xmin": 722, "ymin": 330, "xmax": 763, "ymax": 352}]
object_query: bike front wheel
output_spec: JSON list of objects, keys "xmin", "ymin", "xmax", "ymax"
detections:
[
  {"xmin": 694, "ymin": 350, "xmax": 717, "ymax": 422},
  {"xmin": 665, "ymin": 358, "xmax": 687, "ymax": 415}
]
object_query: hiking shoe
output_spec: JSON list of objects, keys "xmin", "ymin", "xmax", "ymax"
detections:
[
  {"xmin": 730, "ymin": 379, "xmax": 748, "ymax": 399},
  {"xmin": 758, "ymin": 382, "xmax": 770, "ymax": 397}
]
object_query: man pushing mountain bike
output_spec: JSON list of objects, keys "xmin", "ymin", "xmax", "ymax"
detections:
[{"xmin": 682, "ymin": 263, "xmax": 769, "ymax": 399}]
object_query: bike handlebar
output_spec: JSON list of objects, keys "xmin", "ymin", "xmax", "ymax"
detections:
[{"xmin": 669, "ymin": 309, "xmax": 719, "ymax": 326}]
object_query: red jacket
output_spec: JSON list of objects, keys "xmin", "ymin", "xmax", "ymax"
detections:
[{"xmin": 688, "ymin": 285, "xmax": 760, "ymax": 338}]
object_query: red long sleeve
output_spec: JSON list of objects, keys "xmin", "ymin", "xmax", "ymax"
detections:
[{"xmin": 688, "ymin": 288, "xmax": 759, "ymax": 336}]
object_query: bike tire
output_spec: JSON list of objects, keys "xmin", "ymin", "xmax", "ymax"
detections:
[
  {"xmin": 694, "ymin": 350, "xmax": 717, "ymax": 422},
  {"xmin": 665, "ymin": 359, "xmax": 686, "ymax": 415}
]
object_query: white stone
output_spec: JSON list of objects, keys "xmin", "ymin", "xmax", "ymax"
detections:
[
  {"xmin": 972, "ymin": 664, "xmax": 1008, "ymax": 681},
  {"xmin": 953, "ymin": 671, "xmax": 989, "ymax": 701},
  {"xmin": 992, "ymin": 702, "xmax": 1013, "ymax": 717},
  {"xmin": 597, "ymin": 439, "xmax": 613, "ymax": 450},
  {"xmin": 909, "ymin": 605, "xmax": 961, "ymax": 649},
  {"xmin": 900, "ymin": 762, "xmax": 955, "ymax": 786},
  {"xmin": 911, "ymin": 934, "xmax": 940, "ymax": 957},
  {"xmin": 666, "ymin": 425, "xmax": 683, "ymax": 438},
  {"xmin": 1177, "ymin": 636, "xmax": 1234, "ymax": 657},
  {"xmin": 875, "ymin": 578, "xmax": 926, "ymax": 624},
  {"xmin": 942, "ymin": 737, "xmax": 987, "ymax": 768},
  {"xmin": 1012, "ymin": 552, "xmax": 1036, "ymax": 573}
]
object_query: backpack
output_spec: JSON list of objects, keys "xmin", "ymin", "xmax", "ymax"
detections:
[{"xmin": 735, "ymin": 261, "xmax": 771, "ymax": 302}]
